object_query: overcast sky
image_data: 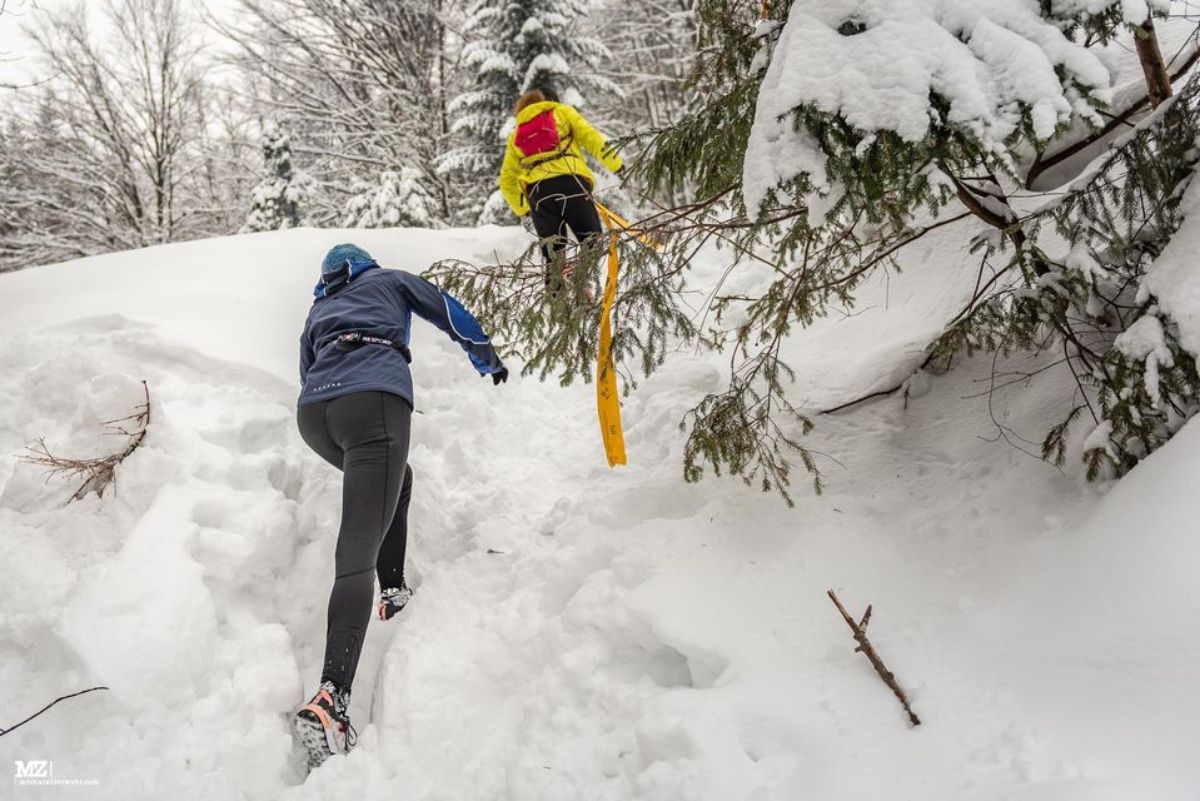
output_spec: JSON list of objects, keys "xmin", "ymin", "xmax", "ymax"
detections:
[{"xmin": 0, "ymin": 0, "xmax": 240, "ymax": 85}]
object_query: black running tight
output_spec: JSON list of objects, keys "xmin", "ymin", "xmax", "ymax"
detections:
[
  {"xmin": 528, "ymin": 174, "xmax": 605, "ymax": 266},
  {"xmin": 297, "ymin": 391, "xmax": 413, "ymax": 691}
]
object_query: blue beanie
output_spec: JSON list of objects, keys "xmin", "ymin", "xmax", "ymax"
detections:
[{"xmin": 321, "ymin": 243, "xmax": 374, "ymax": 276}]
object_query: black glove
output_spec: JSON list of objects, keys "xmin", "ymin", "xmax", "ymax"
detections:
[{"xmin": 491, "ymin": 366, "xmax": 509, "ymax": 386}]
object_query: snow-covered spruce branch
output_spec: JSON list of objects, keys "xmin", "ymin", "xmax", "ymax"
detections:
[
  {"xmin": 20, "ymin": 382, "xmax": 152, "ymax": 502},
  {"xmin": 682, "ymin": 338, "xmax": 820, "ymax": 505},
  {"xmin": 1026, "ymin": 26, "xmax": 1200, "ymax": 189},
  {"xmin": 425, "ymin": 232, "xmax": 695, "ymax": 390},
  {"xmin": 602, "ymin": 0, "xmax": 1200, "ymax": 500},
  {"xmin": 933, "ymin": 74, "xmax": 1200, "ymax": 479}
]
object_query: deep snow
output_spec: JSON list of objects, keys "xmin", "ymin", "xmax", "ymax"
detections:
[{"xmin": 0, "ymin": 225, "xmax": 1198, "ymax": 801}]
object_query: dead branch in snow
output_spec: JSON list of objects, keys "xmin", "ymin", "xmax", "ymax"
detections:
[
  {"xmin": 21, "ymin": 381, "xmax": 151, "ymax": 502},
  {"xmin": 827, "ymin": 589, "xmax": 921, "ymax": 727},
  {"xmin": 819, "ymin": 347, "xmax": 948, "ymax": 415},
  {"xmin": 820, "ymin": 383, "xmax": 907, "ymax": 415},
  {"xmin": 0, "ymin": 687, "xmax": 109, "ymax": 738}
]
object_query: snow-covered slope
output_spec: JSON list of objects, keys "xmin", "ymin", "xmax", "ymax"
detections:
[{"xmin": 0, "ymin": 226, "xmax": 1197, "ymax": 800}]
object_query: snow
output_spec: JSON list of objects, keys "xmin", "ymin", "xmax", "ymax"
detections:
[
  {"xmin": 1114, "ymin": 313, "xmax": 1174, "ymax": 407},
  {"xmin": 1047, "ymin": 0, "xmax": 1168, "ymax": 23},
  {"xmin": 1025, "ymin": 13, "xmax": 1198, "ymax": 190},
  {"xmin": 2, "ymin": 225, "xmax": 1200, "ymax": 799},
  {"xmin": 744, "ymin": 0, "xmax": 1116, "ymax": 216},
  {"xmin": 1083, "ymin": 418, "xmax": 1117, "ymax": 456},
  {"xmin": 1145, "ymin": 164, "xmax": 1200, "ymax": 356}
]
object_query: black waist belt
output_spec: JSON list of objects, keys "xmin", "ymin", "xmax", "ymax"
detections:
[
  {"xmin": 522, "ymin": 136, "xmax": 577, "ymax": 170},
  {"xmin": 525, "ymin": 150, "xmax": 573, "ymax": 168},
  {"xmin": 334, "ymin": 331, "xmax": 412, "ymax": 364}
]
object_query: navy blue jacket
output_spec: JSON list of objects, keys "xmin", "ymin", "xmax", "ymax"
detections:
[{"xmin": 299, "ymin": 266, "xmax": 503, "ymax": 408}]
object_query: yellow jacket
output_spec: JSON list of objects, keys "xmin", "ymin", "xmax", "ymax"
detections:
[{"xmin": 498, "ymin": 101, "xmax": 623, "ymax": 217}]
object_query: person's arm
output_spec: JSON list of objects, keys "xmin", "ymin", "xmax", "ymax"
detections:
[
  {"xmin": 560, "ymin": 105, "xmax": 623, "ymax": 173},
  {"xmin": 499, "ymin": 137, "xmax": 529, "ymax": 216},
  {"xmin": 392, "ymin": 271, "xmax": 506, "ymax": 376}
]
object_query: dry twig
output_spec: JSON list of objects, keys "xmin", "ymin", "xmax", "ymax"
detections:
[
  {"xmin": 0, "ymin": 687, "xmax": 109, "ymax": 738},
  {"xmin": 20, "ymin": 381, "xmax": 151, "ymax": 502},
  {"xmin": 827, "ymin": 589, "xmax": 921, "ymax": 727}
]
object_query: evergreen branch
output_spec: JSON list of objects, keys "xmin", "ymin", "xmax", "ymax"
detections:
[{"xmin": 1025, "ymin": 44, "xmax": 1200, "ymax": 189}]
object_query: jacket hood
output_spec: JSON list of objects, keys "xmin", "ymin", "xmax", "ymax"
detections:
[{"xmin": 314, "ymin": 256, "xmax": 379, "ymax": 297}]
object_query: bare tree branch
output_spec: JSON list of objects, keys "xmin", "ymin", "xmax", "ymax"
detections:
[
  {"xmin": 20, "ymin": 382, "xmax": 151, "ymax": 502},
  {"xmin": 828, "ymin": 590, "xmax": 921, "ymax": 728},
  {"xmin": 0, "ymin": 687, "xmax": 109, "ymax": 739}
]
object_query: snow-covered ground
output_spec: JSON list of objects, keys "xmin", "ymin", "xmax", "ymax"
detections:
[{"xmin": 1, "ymin": 225, "xmax": 1198, "ymax": 800}]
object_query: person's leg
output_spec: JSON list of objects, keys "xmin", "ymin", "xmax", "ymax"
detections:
[
  {"xmin": 552, "ymin": 182, "xmax": 604, "ymax": 300},
  {"xmin": 561, "ymin": 180, "xmax": 605, "ymax": 254},
  {"xmin": 319, "ymin": 392, "xmax": 412, "ymax": 692},
  {"xmin": 375, "ymin": 463, "xmax": 413, "ymax": 591},
  {"xmin": 529, "ymin": 179, "xmax": 570, "ymax": 269}
]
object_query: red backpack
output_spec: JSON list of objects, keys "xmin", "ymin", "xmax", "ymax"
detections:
[{"xmin": 515, "ymin": 109, "xmax": 567, "ymax": 159}]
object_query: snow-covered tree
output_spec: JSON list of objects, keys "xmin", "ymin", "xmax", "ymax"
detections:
[
  {"xmin": 221, "ymin": 0, "xmax": 457, "ymax": 226},
  {"xmin": 589, "ymin": 0, "xmax": 699, "ymax": 132},
  {"xmin": 1, "ymin": 0, "xmax": 243, "ymax": 270},
  {"xmin": 0, "ymin": 120, "xmax": 23, "ymax": 270},
  {"xmin": 663, "ymin": 0, "xmax": 1196, "ymax": 495},
  {"xmin": 342, "ymin": 168, "xmax": 436, "ymax": 229},
  {"xmin": 441, "ymin": 0, "xmax": 619, "ymax": 224},
  {"xmin": 241, "ymin": 127, "xmax": 313, "ymax": 234},
  {"xmin": 440, "ymin": 0, "xmax": 1200, "ymax": 502}
]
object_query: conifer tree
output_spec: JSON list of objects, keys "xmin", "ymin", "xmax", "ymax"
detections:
[
  {"xmin": 660, "ymin": 0, "xmax": 1196, "ymax": 496},
  {"xmin": 343, "ymin": 168, "xmax": 437, "ymax": 229},
  {"xmin": 240, "ymin": 127, "xmax": 313, "ymax": 234},
  {"xmin": 439, "ymin": 0, "xmax": 1200, "ymax": 503},
  {"xmin": 440, "ymin": 0, "xmax": 618, "ymax": 224}
]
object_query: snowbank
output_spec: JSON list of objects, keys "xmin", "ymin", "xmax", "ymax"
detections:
[{"xmin": 1, "ymin": 226, "xmax": 1198, "ymax": 800}]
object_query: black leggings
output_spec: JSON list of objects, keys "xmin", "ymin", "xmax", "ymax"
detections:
[
  {"xmin": 297, "ymin": 391, "xmax": 413, "ymax": 692},
  {"xmin": 528, "ymin": 174, "xmax": 605, "ymax": 266}
]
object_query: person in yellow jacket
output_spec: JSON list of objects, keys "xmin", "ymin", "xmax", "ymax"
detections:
[{"xmin": 498, "ymin": 87, "xmax": 623, "ymax": 286}]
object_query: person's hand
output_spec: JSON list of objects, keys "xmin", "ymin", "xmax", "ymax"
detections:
[{"xmin": 491, "ymin": 366, "xmax": 509, "ymax": 386}]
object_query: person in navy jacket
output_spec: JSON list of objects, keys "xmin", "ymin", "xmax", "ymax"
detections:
[{"xmin": 292, "ymin": 243, "xmax": 507, "ymax": 768}]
